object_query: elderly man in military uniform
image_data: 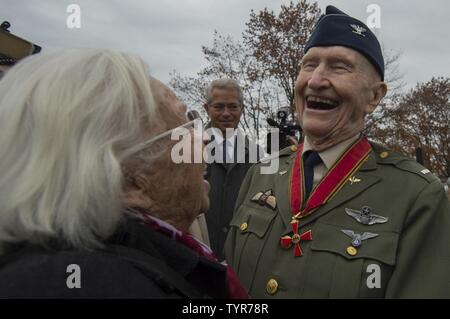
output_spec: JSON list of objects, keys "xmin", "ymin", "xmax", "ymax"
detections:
[{"xmin": 224, "ymin": 6, "xmax": 450, "ymax": 298}]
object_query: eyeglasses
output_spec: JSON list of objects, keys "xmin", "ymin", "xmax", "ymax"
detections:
[
  {"xmin": 123, "ymin": 110, "xmax": 203, "ymax": 157},
  {"xmin": 208, "ymin": 103, "xmax": 242, "ymax": 113}
]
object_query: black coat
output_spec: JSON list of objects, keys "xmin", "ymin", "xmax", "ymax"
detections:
[
  {"xmin": 204, "ymin": 128, "xmax": 261, "ymax": 260},
  {"xmin": 0, "ymin": 219, "xmax": 228, "ymax": 298}
]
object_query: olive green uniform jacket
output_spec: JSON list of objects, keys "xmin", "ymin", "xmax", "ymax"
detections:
[{"xmin": 224, "ymin": 142, "xmax": 450, "ymax": 298}]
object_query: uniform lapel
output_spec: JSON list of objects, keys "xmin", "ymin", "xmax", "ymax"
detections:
[
  {"xmin": 274, "ymin": 153, "xmax": 297, "ymax": 230},
  {"xmin": 227, "ymin": 134, "xmax": 243, "ymax": 172},
  {"xmin": 297, "ymin": 150, "xmax": 380, "ymax": 228}
]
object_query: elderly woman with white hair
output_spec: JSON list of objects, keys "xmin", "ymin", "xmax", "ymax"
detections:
[{"xmin": 0, "ymin": 49, "xmax": 248, "ymax": 298}]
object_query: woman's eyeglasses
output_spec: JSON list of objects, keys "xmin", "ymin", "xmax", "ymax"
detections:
[{"xmin": 124, "ymin": 110, "xmax": 203, "ymax": 157}]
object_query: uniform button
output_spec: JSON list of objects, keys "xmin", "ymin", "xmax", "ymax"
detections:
[
  {"xmin": 222, "ymin": 227, "xmax": 228, "ymax": 233},
  {"xmin": 346, "ymin": 246, "xmax": 358, "ymax": 256},
  {"xmin": 290, "ymin": 145, "xmax": 298, "ymax": 152},
  {"xmin": 379, "ymin": 151, "xmax": 389, "ymax": 159},
  {"xmin": 240, "ymin": 222, "xmax": 248, "ymax": 231},
  {"xmin": 266, "ymin": 278, "xmax": 278, "ymax": 295}
]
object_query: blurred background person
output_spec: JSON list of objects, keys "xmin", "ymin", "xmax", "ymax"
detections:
[
  {"xmin": 0, "ymin": 49, "xmax": 247, "ymax": 298},
  {"xmin": 202, "ymin": 78, "xmax": 262, "ymax": 261}
]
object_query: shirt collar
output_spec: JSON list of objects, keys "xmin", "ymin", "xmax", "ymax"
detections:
[
  {"xmin": 211, "ymin": 127, "xmax": 238, "ymax": 146},
  {"xmin": 303, "ymin": 134, "xmax": 361, "ymax": 170}
]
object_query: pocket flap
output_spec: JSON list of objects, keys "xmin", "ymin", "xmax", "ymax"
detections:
[
  {"xmin": 230, "ymin": 204, "xmax": 276, "ymax": 238},
  {"xmin": 310, "ymin": 222, "xmax": 399, "ymax": 266}
]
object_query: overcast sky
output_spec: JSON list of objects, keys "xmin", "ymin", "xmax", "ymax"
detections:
[{"xmin": 3, "ymin": 0, "xmax": 449, "ymax": 93}]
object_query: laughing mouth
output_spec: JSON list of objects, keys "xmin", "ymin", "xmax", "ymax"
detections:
[{"xmin": 306, "ymin": 96, "xmax": 339, "ymax": 110}]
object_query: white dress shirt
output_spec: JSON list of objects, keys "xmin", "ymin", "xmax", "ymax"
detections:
[{"xmin": 211, "ymin": 127, "xmax": 238, "ymax": 162}]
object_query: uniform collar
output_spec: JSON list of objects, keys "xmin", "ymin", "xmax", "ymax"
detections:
[{"xmin": 303, "ymin": 134, "xmax": 361, "ymax": 170}]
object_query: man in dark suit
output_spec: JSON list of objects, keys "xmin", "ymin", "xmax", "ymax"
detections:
[{"xmin": 203, "ymin": 78, "xmax": 261, "ymax": 261}]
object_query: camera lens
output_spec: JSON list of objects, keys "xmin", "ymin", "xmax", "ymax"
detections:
[{"xmin": 277, "ymin": 110, "xmax": 287, "ymax": 119}]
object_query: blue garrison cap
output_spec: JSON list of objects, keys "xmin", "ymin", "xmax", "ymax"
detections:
[{"xmin": 304, "ymin": 5, "xmax": 384, "ymax": 80}]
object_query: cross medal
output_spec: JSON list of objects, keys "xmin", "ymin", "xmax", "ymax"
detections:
[{"xmin": 280, "ymin": 220, "xmax": 312, "ymax": 257}]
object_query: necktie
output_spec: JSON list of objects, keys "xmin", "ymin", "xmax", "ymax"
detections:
[{"xmin": 303, "ymin": 150, "xmax": 322, "ymax": 199}]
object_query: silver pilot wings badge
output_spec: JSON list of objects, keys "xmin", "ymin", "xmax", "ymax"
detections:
[
  {"xmin": 345, "ymin": 206, "xmax": 388, "ymax": 225},
  {"xmin": 341, "ymin": 229, "xmax": 379, "ymax": 247}
]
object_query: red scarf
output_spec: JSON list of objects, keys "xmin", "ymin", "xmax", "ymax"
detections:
[
  {"xmin": 130, "ymin": 211, "xmax": 249, "ymax": 299},
  {"xmin": 290, "ymin": 136, "xmax": 372, "ymax": 219}
]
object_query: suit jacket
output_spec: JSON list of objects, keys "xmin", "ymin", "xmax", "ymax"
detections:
[
  {"xmin": 225, "ymin": 141, "xmax": 450, "ymax": 298},
  {"xmin": 205, "ymin": 126, "xmax": 261, "ymax": 261},
  {"xmin": 0, "ymin": 218, "xmax": 228, "ymax": 298}
]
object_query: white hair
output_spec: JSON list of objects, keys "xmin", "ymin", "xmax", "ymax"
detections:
[{"xmin": 0, "ymin": 49, "xmax": 158, "ymax": 253}]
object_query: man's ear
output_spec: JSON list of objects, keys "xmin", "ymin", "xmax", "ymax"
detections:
[
  {"xmin": 203, "ymin": 103, "xmax": 209, "ymax": 113},
  {"xmin": 365, "ymin": 81, "xmax": 387, "ymax": 114}
]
